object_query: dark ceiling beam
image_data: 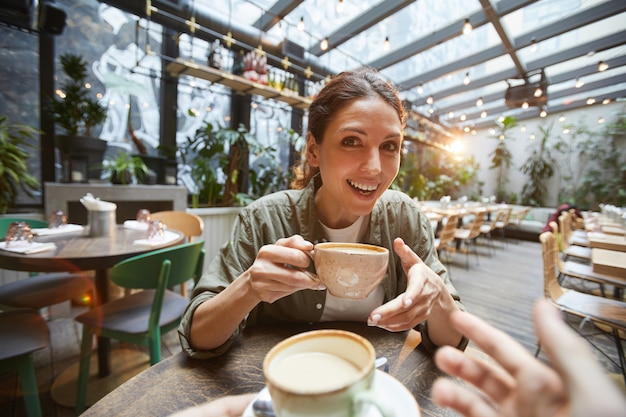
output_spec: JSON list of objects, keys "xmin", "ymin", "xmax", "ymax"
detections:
[
  {"xmin": 253, "ymin": 0, "xmax": 304, "ymax": 32},
  {"xmin": 470, "ymin": 89, "xmax": 626, "ymax": 130},
  {"xmin": 435, "ymin": 55, "xmax": 626, "ymax": 115},
  {"xmin": 308, "ymin": 0, "xmax": 414, "ymax": 57},
  {"xmin": 454, "ymin": 74, "xmax": 626, "ymax": 126},
  {"xmin": 367, "ymin": 0, "xmax": 537, "ymax": 71},
  {"xmin": 480, "ymin": 0, "xmax": 526, "ymax": 76},
  {"xmin": 515, "ymin": 1, "xmax": 626, "ymax": 47},
  {"xmin": 409, "ymin": 31, "xmax": 626, "ymax": 107}
]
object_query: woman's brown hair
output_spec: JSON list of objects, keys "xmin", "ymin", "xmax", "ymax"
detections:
[{"xmin": 291, "ymin": 67, "xmax": 406, "ymax": 189}]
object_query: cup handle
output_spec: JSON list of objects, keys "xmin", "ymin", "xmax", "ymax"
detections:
[{"xmin": 353, "ymin": 389, "xmax": 394, "ymax": 417}]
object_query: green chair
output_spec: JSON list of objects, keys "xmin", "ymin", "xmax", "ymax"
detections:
[
  {"xmin": 74, "ymin": 240, "xmax": 205, "ymax": 414},
  {"xmin": 0, "ymin": 308, "xmax": 50, "ymax": 417},
  {"xmin": 0, "ymin": 218, "xmax": 94, "ymax": 310}
]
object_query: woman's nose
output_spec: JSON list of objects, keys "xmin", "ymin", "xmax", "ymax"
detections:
[{"xmin": 360, "ymin": 148, "xmax": 382, "ymax": 174}]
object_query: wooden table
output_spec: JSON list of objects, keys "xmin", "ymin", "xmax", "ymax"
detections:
[
  {"xmin": 0, "ymin": 225, "xmax": 184, "ymax": 376},
  {"xmin": 82, "ymin": 322, "xmax": 460, "ymax": 417},
  {"xmin": 588, "ymin": 233, "xmax": 626, "ymax": 252},
  {"xmin": 592, "ymin": 248, "xmax": 626, "ymax": 277}
]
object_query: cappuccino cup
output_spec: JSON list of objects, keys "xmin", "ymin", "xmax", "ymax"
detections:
[
  {"xmin": 310, "ymin": 242, "xmax": 389, "ymax": 300},
  {"xmin": 263, "ymin": 329, "xmax": 392, "ymax": 417}
]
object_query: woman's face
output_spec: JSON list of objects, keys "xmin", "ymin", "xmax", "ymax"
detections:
[{"xmin": 306, "ymin": 96, "xmax": 403, "ymax": 229}]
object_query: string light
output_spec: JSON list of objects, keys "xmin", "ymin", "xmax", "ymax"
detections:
[
  {"xmin": 463, "ymin": 72, "xmax": 470, "ymax": 85},
  {"xmin": 558, "ymin": 114, "xmax": 566, "ymax": 122},
  {"xmin": 598, "ymin": 61, "xmax": 608, "ymax": 72},
  {"xmin": 426, "ymin": 95, "xmax": 434, "ymax": 105},
  {"xmin": 320, "ymin": 37, "xmax": 329, "ymax": 51},
  {"xmin": 384, "ymin": 36, "xmax": 390, "ymax": 51},
  {"xmin": 297, "ymin": 17, "xmax": 304, "ymax": 31},
  {"xmin": 530, "ymin": 133, "xmax": 536, "ymax": 140},
  {"xmin": 520, "ymin": 125, "xmax": 526, "ymax": 132},
  {"xmin": 533, "ymin": 86, "xmax": 543, "ymax": 97},
  {"xmin": 417, "ymin": 84, "xmax": 424, "ymax": 94},
  {"xmin": 476, "ymin": 97, "xmax": 483, "ymax": 106},
  {"xmin": 586, "ymin": 97, "xmax": 595, "ymax": 105},
  {"xmin": 448, "ymin": 111, "xmax": 454, "ymax": 118},
  {"xmin": 575, "ymin": 78, "xmax": 584, "ymax": 88},
  {"xmin": 597, "ymin": 116, "xmax": 605, "ymax": 124},
  {"xmin": 602, "ymin": 98, "xmax": 611, "ymax": 105},
  {"xmin": 337, "ymin": 0, "xmax": 344, "ymax": 13},
  {"xmin": 539, "ymin": 107, "xmax": 547, "ymax": 117},
  {"xmin": 460, "ymin": 114, "xmax": 467, "ymax": 121},
  {"xmin": 521, "ymin": 101, "xmax": 529, "ymax": 109},
  {"xmin": 462, "ymin": 18, "xmax": 472, "ymax": 35},
  {"xmin": 530, "ymin": 38, "xmax": 537, "ymax": 53},
  {"xmin": 480, "ymin": 111, "xmax": 487, "ymax": 118}
]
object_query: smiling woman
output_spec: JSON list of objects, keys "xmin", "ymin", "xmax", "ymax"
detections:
[{"xmin": 178, "ymin": 67, "xmax": 468, "ymax": 361}]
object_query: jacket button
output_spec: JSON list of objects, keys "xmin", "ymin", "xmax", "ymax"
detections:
[{"xmin": 316, "ymin": 303, "xmax": 323, "ymax": 310}]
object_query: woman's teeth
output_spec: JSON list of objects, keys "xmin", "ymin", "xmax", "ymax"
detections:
[{"xmin": 348, "ymin": 180, "xmax": 378, "ymax": 193}]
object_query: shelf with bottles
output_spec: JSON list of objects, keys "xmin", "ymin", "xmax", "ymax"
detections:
[{"xmin": 165, "ymin": 57, "xmax": 314, "ymax": 110}]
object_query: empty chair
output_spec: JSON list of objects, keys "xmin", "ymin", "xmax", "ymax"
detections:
[
  {"xmin": 454, "ymin": 210, "xmax": 485, "ymax": 269},
  {"xmin": 539, "ymin": 231, "xmax": 626, "ymax": 384},
  {"xmin": 150, "ymin": 210, "xmax": 204, "ymax": 297},
  {"xmin": 434, "ymin": 213, "xmax": 459, "ymax": 271},
  {"xmin": 548, "ymin": 222, "xmax": 626, "ymax": 299},
  {"xmin": 558, "ymin": 213, "xmax": 592, "ymax": 263},
  {"xmin": 479, "ymin": 209, "xmax": 506, "ymax": 256},
  {"xmin": 0, "ymin": 308, "xmax": 50, "ymax": 417},
  {"xmin": 493, "ymin": 206, "xmax": 513, "ymax": 241},
  {"xmin": 75, "ymin": 241, "xmax": 205, "ymax": 414},
  {"xmin": 0, "ymin": 218, "xmax": 94, "ymax": 310}
]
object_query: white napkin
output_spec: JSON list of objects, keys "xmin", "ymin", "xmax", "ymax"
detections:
[
  {"xmin": 31, "ymin": 224, "xmax": 84, "ymax": 236},
  {"xmin": 123, "ymin": 220, "xmax": 150, "ymax": 231},
  {"xmin": 133, "ymin": 231, "xmax": 179, "ymax": 247},
  {"xmin": 0, "ymin": 241, "xmax": 57, "ymax": 254},
  {"xmin": 80, "ymin": 193, "xmax": 117, "ymax": 211}
]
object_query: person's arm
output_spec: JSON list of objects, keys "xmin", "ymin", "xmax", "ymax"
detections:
[
  {"xmin": 189, "ymin": 235, "xmax": 325, "ymax": 351},
  {"xmin": 432, "ymin": 299, "xmax": 626, "ymax": 417},
  {"xmin": 168, "ymin": 393, "xmax": 257, "ymax": 417}
]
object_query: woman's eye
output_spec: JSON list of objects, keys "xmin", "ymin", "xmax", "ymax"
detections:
[
  {"xmin": 341, "ymin": 137, "xmax": 359, "ymax": 147},
  {"xmin": 382, "ymin": 141, "xmax": 399, "ymax": 152}
]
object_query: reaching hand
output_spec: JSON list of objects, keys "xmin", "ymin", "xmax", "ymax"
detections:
[{"xmin": 432, "ymin": 299, "xmax": 626, "ymax": 417}]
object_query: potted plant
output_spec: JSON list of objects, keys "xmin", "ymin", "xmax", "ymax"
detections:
[
  {"xmin": 489, "ymin": 116, "xmax": 517, "ymax": 203},
  {"xmin": 48, "ymin": 53, "xmax": 108, "ymax": 182},
  {"xmin": 0, "ymin": 116, "xmax": 41, "ymax": 214},
  {"xmin": 101, "ymin": 150, "xmax": 150, "ymax": 185}
]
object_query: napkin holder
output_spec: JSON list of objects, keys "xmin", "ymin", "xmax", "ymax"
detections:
[{"xmin": 88, "ymin": 207, "xmax": 115, "ymax": 237}]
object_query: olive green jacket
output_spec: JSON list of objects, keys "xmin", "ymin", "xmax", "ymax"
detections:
[{"xmin": 178, "ymin": 176, "xmax": 466, "ymax": 358}]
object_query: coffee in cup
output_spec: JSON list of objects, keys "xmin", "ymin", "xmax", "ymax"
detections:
[
  {"xmin": 311, "ymin": 242, "xmax": 389, "ymax": 300},
  {"xmin": 263, "ymin": 329, "xmax": 392, "ymax": 417}
]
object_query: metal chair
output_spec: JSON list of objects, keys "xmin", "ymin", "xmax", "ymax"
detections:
[
  {"xmin": 0, "ymin": 308, "xmax": 50, "ymax": 417},
  {"xmin": 539, "ymin": 231, "xmax": 626, "ymax": 384},
  {"xmin": 150, "ymin": 210, "xmax": 204, "ymax": 297},
  {"xmin": 74, "ymin": 241, "xmax": 205, "ymax": 414},
  {"xmin": 0, "ymin": 218, "xmax": 94, "ymax": 310}
]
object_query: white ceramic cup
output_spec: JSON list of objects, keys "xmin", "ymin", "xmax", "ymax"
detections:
[
  {"xmin": 263, "ymin": 329, "xmax": 392, "ymax": 417},
  {"xmin": 310, "ymin": 243, "xmax": 389, "ymax": 300}
]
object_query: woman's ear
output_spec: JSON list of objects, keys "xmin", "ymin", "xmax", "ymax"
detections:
[{"xmin": 305, "ymin": 132, "xmax": 320, "ymax": 167}]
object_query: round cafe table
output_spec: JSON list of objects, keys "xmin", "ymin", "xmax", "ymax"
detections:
[
  {"xmin": 81, "ymin": 322, "xmax": 461, "ymax": 417},
  {"xmin": 0, "ymin": 224, "xmax": 185, "ymax": 376}
]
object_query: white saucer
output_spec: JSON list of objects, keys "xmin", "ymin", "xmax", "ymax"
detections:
[{"xmin": 243, "ymin": 369, "xmax": 420, "ymax": 417}]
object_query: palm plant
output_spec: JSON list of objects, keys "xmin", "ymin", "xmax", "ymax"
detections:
[
  {"xmin": 520, "ymin": 122, "xmax": 557, "ymax": 206},
  {"xmin": 489, "ymin": 116, "xmax": 517, "ymax": 202},
  {"xmin": 0, "ymin": 116, "xmax": 41, "ymax": 214}
]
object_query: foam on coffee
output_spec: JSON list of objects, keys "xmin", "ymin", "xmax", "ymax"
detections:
[{"xmin": 270, "ymin": 352, "xmax": 360, "ymax": 391}]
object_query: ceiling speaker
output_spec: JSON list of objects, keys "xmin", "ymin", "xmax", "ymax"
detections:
[{"xmin": 505, "ymin": 69, "xmax": 548, "ymax": 109}]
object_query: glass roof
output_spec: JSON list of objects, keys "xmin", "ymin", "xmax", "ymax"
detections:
[{"xmin": 190, "ymin": 0, "xmax": 625, "ymax": 132}]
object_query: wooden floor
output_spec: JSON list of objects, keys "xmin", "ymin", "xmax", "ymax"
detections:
[{"xmin": 1, "ymin": 237, "xmax": 623, "ymax": 416}]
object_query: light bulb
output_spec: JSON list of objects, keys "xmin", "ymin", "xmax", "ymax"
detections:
[
  {"xmin": 417, "ymin": 84, "xmax": 424, "ymax": 94},
  {"xmin": 460, "ymin": 114, "xmax": 467, "ymax": 121},
  {"xmin": 336, "ymin": 0, "xmax": 344, "ymax": 13},
  {"xmin": 320, "ymin": 38, "xmax": 329, "ymax": 51},
  {"xmin": 480, "ymin": 111, "xmax": 487, "ymax": 118},
  {"xmin": 575, "ymin": 78, "xmax": 584, "ymax": 88},
  {"xmin": 534, "ymin": 87, "xmax": 543, "ymax": 97},
  {"xmin": 297, "ymin": 17, "xmax": 304, "ymax": 31},
  {"xmin": 426, "ymin": 95, "xmax": 434, "ymax": 105},
  {"xmin": 476, "ymin": 97, "xmax": 483, "ymax": 106},
  {"xmin": 463, "ymin": 72, "xmax": 470, "ymax": 85},
  {"xmin": 384, "ymin": 36, "xmax": 390, "ymax": 51},
  {"xmin": 521, "ymin": 101, "xmax": 529, "ymax": 109},
  {"xmin": 539, "ymin": 108, "xmax": 547, "ymax": 118},
  {"xmin": 462, "ymin": 19, "xmax": 472, "ymax": 35},
  {"xmin": 598, "ymin": 61, "xmax": 608, "ymax": 72},
  {"xmin": 586, "ymin": 97, "xmax": 595, "ymax": 105}
]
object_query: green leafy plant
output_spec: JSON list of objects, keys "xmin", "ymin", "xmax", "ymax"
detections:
[
  {"xmin": 519, "ymin": 122, "xmax": 557, "ymax": 206},
  {"xmin": 180, "ymin": 121, "xmax": 281, "ymax": 207},
  {"xmin": 48, "ymin": 53, "xmax": 107, "ymax": 137},
  {"xmin": 101, "ymin": 150, "xmax": 150, "ymax": 185},
  {"xmin": 489, "ymin": 116, "xmax": 517, "ymax": 202},
  {"xmin": 0, "ymin": 116, "xmax": 41, "ymax": 214}
]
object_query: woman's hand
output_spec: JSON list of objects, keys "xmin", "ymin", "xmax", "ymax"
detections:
[
  {"xmin": 245, "ymin": 235, "xmax": 325, "ymax": 303},
  {"xmin": 431, "ymin": 300, "xmax": 626, "ymax": 417},
  {"xmin": 169, "ymin": 393, "xmax": 256, "ymax": 417},
  {"xmin": 367, "ymin": 238, "xmax": 461, "ymax": 348}
]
